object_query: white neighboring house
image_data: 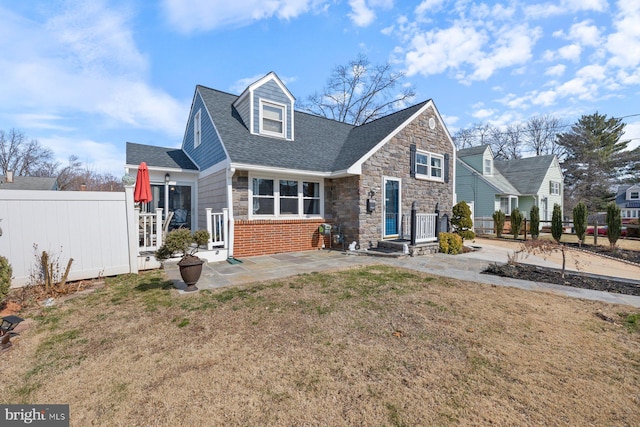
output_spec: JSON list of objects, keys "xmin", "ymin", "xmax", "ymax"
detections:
[{"xmin": 615, "ymin": 184, "xmax": 640, "ymax": 221}]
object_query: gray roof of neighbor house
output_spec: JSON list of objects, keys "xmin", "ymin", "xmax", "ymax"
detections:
[
  {"xmin": 495, "ymin": 155, "xmax": 557, "ymax": 195},
  {"xmin": 0, "ymin": 175, "xmax": 58, "ymax": 190},
  {"xmin": 126, "ymin": 142, "xmax": 198, "ymax": 170},
  {"xmin": 615, "ymin": 184, "xmax": 640, "ymax": 207},
  {"xmin": 457, "ymin": 145, "xmax": 489, "ymax": 158},
  {"xmin": 197, "ymin": 85, "xmax": 431, "ymax": 172},
  {"xmin": 456, "ymin": 159, "xmax": 520, "ymax": 195}
]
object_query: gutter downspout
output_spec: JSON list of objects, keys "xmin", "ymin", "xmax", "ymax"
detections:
[{"xmin": 227, "ymin": 167, "xmax": 235, "ymax": 258}]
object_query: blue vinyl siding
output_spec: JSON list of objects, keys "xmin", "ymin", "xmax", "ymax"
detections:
[
  {"xmin": 252, "ymin": 80, "xmax": 293, "ymax": 139},
  {"xmin": 182, "ymin": 91, "xmax": 227, "ymax": 170},
  {"xmin": 456, "ymin": 160, "xmax": 498, "ymax": 218},
  {"xmin": 235, "ymin": 95, "xmax": 251, "ymax": 130}
]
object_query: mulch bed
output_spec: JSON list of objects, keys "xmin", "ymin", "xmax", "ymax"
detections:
[{"xmin": 482, "ymin": 240, "xmax": 640, "ymax": 297}]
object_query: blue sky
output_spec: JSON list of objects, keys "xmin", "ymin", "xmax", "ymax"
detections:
[{"xmin": 1, "ymin": 0, "xmax": 639, "ymax": 178}]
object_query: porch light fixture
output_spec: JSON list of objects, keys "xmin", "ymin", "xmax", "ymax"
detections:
[
  {"xmin": 1, "ymin": 315, "xmax": 24, "ymax": 350},
  {"xmin": 165, "ymin": 173, "xmax": 171, "ymax": 184}
]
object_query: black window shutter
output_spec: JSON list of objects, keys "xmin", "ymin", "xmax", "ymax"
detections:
[
  {"xmin": 444, "ymin": 153, "xmax": 450, "ymax": 183},
  {"xmin": 410, "ymin": 144, "xmax": 416, "ymax": 177}
]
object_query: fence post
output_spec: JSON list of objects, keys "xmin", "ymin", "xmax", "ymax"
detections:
[
  {"xmin": 125, "ymin": 185, "xmax": 139, "ymax": 274},
  {"xmin": 434, "ymin": 202, "xmax": 440, "ymax": 240},
  {"xmin": 222, "ymin": 208, "xmax": 229, "ymax": 250},
  {"xmin": 594, "ymin": 221, "xmax": 598, "ymax": 245},
  {"xmin": 411, "ymin": 201, "xmax": 417, "ymax": 246},
  {"xmin": 155, "ymin": 208, "xmax": 163, "ymax": 248},
  {"xmin": 206, "ymin": 208, "xmax": 213, "ymax": 250},
  {"xmin": 524, "ymin": 218, "xmax": 527, "ymax": 241}
]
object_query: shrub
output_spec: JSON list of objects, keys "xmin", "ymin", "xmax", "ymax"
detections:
[
  {"xmin": 155, "ymin": 228, "xmax": 211, "ymax": 262},
  {"xmin": 627, "ymin": 219, "xmax": 639, "ymax": 238},
  {"xmin": 510, "ymin": 207, "xmax": 523, "ymax": 239},
  {"xmin": 606, "ymin": 202, "xmax": 622, "ymax": 249},
  {"xmin": 573, "ymin": 202, "xmax": 588, "ymax": 247},
  {"xmin": 551, "ymin": 203, "xmax": 563, "ymax": 243},
  {"xmin": 439, "ymin": 232, "xmax": 463, "ymax": 255},
  {"xmin": 0, "ymin": 255, "xmax": 11, "ymax": 304},
  {"xmin": 451, "ymin": 201, "xmax": 475, "ymax": 241},
  {"xmin": 493, "ymin": 210, "xmax": 506, "ymax": 238},
  {"xmin": 529, "ymin": 205, "xmax": 540, "ymax": 240}
]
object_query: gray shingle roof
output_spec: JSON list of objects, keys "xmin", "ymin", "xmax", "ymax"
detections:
[
  {"xmin": 495, "ymin": 155, "xmax": 556, "ymax": 194},
  {"xmin": 196, "ymin": 85, "xmax": 430, "ymax": 172},
  {"xmin": 457, "ymin": 144, "xmax": 490, "ymax": 158},
  {"xmin": 0, "ymin": 176, "xmax": 58, "ymax": 190},
  {"xmin": 126, "ymin": 142, "xmax": 197, "ymax": 170}
]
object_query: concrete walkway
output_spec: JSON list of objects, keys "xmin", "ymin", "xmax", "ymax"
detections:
[{"xmin": 164, "ymin": 239, "xmax": 640, "ymax": 308}]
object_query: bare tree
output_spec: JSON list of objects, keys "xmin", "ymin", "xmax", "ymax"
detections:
[
  {"xmin": 303, "ymin": 54, "xmax": 416, "ymax": 125},
  {"xmin": 524, "ymin": 114, "xmax": 564, "ymax": 157},
  {"xmin": 0, "ymin": 129, "xmax": 57, "ymax": 176},
  {"xmin": 57, "ymin": 155, "xmax": 123, "ymax": 191},
  {"xmin": 452, "ymin": 127, "xmax": 476, "ymax": 149}
]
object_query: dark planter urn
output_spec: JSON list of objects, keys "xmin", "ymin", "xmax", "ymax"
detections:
[{"xmin": 178, "ymin": 256, "xmax": 205, "ymax": 292}]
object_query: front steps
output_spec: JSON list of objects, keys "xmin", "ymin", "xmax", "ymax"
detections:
[{"xmin": 349, "ymin": 239, "xmax": 440, "ymax": 258}]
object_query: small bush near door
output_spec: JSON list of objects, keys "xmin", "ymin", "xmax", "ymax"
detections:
[{"xmin": 439, "ymin": 232, "xmax": 463, "ymax": 254}]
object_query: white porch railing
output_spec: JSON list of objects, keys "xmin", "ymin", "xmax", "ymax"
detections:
[
  {"xmin": 206, "ymin": 208, "xmax": 229, "ymax": 250},
  {"xmin": 401, "ymin": 212, "xmax": 438, "ymax": 243},
  {"xmin": 136, "ymin": 208, "xmax": 163, "ymax": 253},
  {"xmin": 415, "ymin": 213, "xmax": 438, "ymax": 243}
]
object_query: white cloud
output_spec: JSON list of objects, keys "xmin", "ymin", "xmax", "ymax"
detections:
[
  {"xmin": 623, "ymin": 120, "xmax": 640, "ymax": 150},
  {"xmin": 524, "ymin": 0, "xmax": 607, "ymax": 18},
  {"xmin": 545, "ymin": 64, "xmax": 566, "ymax": 76},
  {"xmin": 40, "ymin": 135, "xmax": 126, "ymax": 176},
  {"xmin": 567, "ymin": 20, "xmax": 602, "ymax": 47},
  {"xmin": 348, "ymin": 0, "xmax": 376, "ymax": 27},
  {"xmin": 606, "ymin": 0, "xmax": 640, "ymax": 69},
  {"xmin": 404, "ymin": 23, "xmax": 486, "ymax": 77},
  {"xmin": 472, "ymin": 108, "xmax": 495, "ymax": 119},
  {"xmin": 557, "ymin": 44, "xmax": 582, "ymax": 61},
  {"xmin": 162, "ymin": 0, "xmax": 323, "ymax": 32},
  {"xmin": 0, "ymin": 2, "xmax": 186, "ymax": 137}
]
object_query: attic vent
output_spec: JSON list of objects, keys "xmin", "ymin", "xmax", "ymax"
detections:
[{"xmin": 428, "ymin": 118, "xmax": 436, "ymax": 130}]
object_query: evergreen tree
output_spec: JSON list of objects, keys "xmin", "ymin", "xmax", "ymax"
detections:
[
  {"xmin": 529, "ymin": 205, "xmax": 540, "ymax": 240},
  {"xmin": 551, "ymin": 203, "xmax": 563, "ymax": 243},
  {"xmin": 606, "ymin": 202, "xmax": 622, "ymax": 249},
  {"xmin": 493, "ymin": 210, "xmax": 505, "ymax": 238},
  {"xmin": 451, "ymin": 201, "xmax": 475, "ymax": 241},
  {"xmin": 556, "ymin": 112, "xmax": 631, "ymax": 211},
  {"xmin": 510, "ymin": 207, "xmax": 523, "ymax": 239},
  {"xmin": 572, "ymin": 202, "xmax": 588, "ymax": 247}
]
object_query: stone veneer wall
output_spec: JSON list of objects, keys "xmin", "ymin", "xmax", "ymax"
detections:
[
  {"xmin": 324, "ymin": 175, "xmax": 363, "ymax": 247},
  {"xmin": 358, "ymin": 105, "xmax": 455, "ymax": 247}
]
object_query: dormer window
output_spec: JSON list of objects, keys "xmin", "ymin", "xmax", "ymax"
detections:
[
  {"xmin": 484, "ymin": 158, "xmax": 492, "ymax": 175},
  {"xmin": 260, "ymin": 101, "xmax": 286, "ymax": 137},
  {"xmin": 630, "ymin": 191, "xmax": 639, "ymax": 200}
]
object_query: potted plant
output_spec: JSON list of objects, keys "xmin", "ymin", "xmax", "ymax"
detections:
[{"xmin": 155, "ymin": 228, "xmax": 210, "ymax": 292}]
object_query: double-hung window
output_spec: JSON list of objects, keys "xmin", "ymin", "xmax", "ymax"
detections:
[
  {"xmin": 630, "ymin": 191, "xmax": 639, "ymax": 200},
  {"xmin": 484, "ymin": 158, "xmax": 492, "ymax": 175},
  {"xmin": 261, "ymin": 101, "xmax": 285, "ymax": 137},
  {"xmin": 251, "ymin": 175, "xmax": 322, "ymax": 218},
  {"xmin": 415, "ymin": 150, "xmax": 444, "ymax": 182},
  {"xmin": 550, "ymin": 181, "xmax": 560, "ymax": 195}
]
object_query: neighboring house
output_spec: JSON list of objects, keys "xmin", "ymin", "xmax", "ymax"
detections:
[
  {"xmin": 456, "ymin": 144, "xmax": 563, "ymax": 221},
  {"xmin": 615, "ymin": 184, "xmax": 640, "ymax": 222},
  {"xmin": 0, "ymin": 171, "xmax": 58, "ymax": 190},
  {"xmin": 125, "ymin": 72, "xmax": 456, "ymax": 258}
]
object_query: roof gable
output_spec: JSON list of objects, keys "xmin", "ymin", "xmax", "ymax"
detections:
[{"xmin": 495, "ymin": 155, "xmax": 558, "ymax": 194}]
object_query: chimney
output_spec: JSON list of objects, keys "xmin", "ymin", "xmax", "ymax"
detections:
[{"xmin": 6, "ymin": 171, "xmax": 13, "ymax": 183}]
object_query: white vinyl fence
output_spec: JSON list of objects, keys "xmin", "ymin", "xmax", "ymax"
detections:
[{"xmin": 0, "ymin": 187, "xmax": 138, "ymax": 287}]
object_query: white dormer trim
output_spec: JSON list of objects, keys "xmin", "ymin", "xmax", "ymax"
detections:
[
  {"xmin": 232, "ymin": 72, "xmax": 295, "ymax": 141},
  {"xmin": 259, "ymin": 99, "xmax": 287, "ymax": 138},
  {"xmin": 627, "ymin": 184, "xmax": 640, "ymax": 200}
]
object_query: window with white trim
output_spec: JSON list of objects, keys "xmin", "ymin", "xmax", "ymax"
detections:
[
  {"xmin": 484, "ymin": 158, "xmax": 492, "ymax": 175},
  {"xmin": 194, "ymin": 110, "xmax": 201, "ymax": 148},
  {"xmin": 251, "ymin": 175, "xmax": 322, "ymax": 218},
  {"xmin": 260, "ymin": 101, "xmax": 285, "ymax": 137},
  {"xmin": 630, "ymin": 191, "xmax": 639, "ymax": 200},
  {"xmin": 550, "ymin": 181, "xmax": 560, "ymax": 195},
  {"xmin": 415, "ymin": 150, "xmax": 444, "ymax": 181},
  {"xmin": 500, "ymin": 196, "xmax": 518, "ymax": 214}
]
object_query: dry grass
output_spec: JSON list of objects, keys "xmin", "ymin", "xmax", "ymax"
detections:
[{"xmin": 1, "ymin": 267, "xmax": 639, "ymax": 426}]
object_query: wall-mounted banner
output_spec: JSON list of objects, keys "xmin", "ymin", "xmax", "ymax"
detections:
[{"xmin": 1, "ymin": 405, "xmax": 69, "ymax": 426}]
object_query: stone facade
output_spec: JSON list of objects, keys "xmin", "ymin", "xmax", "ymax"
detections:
[
  {"xmin": 356, "ymin": 105, "xmax": 454, "ymax": 247},
  {"xmin": 226, "ymin": 104, "xmax": 454, "ymax": 255}
]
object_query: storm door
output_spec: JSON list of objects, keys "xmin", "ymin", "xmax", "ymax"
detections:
[{"xmin": 383, "ymin": 177, "xmax": 401, "ymax": 238}]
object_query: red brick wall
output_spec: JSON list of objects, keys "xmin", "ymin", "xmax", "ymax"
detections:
[{"xmin": 233, "ymin": 219, "xmax": 331, "ymax": 257}]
